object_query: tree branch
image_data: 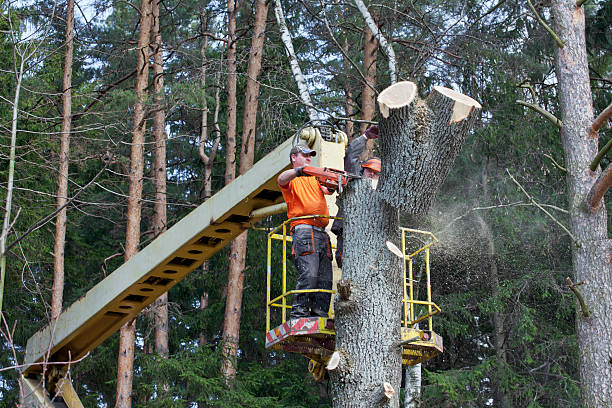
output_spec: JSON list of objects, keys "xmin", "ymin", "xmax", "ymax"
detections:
[
  {"xmin": 526, "ymin": 0, "xmax": 564, "ymax": 48},
  {"xmin": 566, "ymin": 277, "xmax": 590, "ymax": 317},
  {"xmin": 354, "ymin": 0, "xmax": 397, "ymax": 84},
  {"xmin": 517, "ymin": 100, "xmax": 563, "ymax": 128},
  {"xmin": 4, "ymin": 162, "xmax": 109, "ymax": 255},
  {"xmin": 586, "ymin": 164, "xmax": 612, "ymax": 213},
  {"xmin": 590, "ymin": 101, "xmax": 612, "ymax": 138},
  {"xmin": 506, "ymin": 169, "xmax": 579, "ymax": 246},
  {"xmin": 544, "ymin": 153, "xmax": 566, "ymax": 172},
  {"xmin": 273, "ymin": 0, "xmax": 318, "ymax": 121}
]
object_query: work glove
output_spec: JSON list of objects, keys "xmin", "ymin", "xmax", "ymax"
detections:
[
  {"xmin": 364, "ymin": 125, "xmax": 379, "ymax": 139},
  {"xmin": 294, "ymin": 166, "xmax": 306, "ymax": 177}
]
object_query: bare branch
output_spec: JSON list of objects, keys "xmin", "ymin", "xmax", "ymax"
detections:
[
  {"xmin": 517, "ymin": 100, "xmax": 563, "ymax": 128},
  {"xmin": 526, "ymin": 0, "xmax": 564, "ymax": 48},
  {"xmin": 506, "ymin": 169, "xmax": 579, "ymax": 246},
  {"xmin": 544, "ymin": 153, "xmax": 566, "ymax": 172},
  {"xmin": 354, "ymin": 0, "xmax": 397, "ymax": 83},
  {"xmin": 590, "ymin": 101, "xmax": 612, "ymax": 138},
  {"xmin": 587, "ymin": 164, "xmax": 612, "ymax": 213},
  {"xmin": 566, "ymin": 277, "xmax": 590, "ymax": 317}
]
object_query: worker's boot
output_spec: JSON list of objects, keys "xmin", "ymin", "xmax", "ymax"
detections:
[{"xmin": 290, "ymin": 295, "xmax": 309, "ymax": 320}]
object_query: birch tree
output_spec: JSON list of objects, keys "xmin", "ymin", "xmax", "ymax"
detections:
[{"xmin": 273, "ymin": 0, "xmax": 317, "ymax": 121}]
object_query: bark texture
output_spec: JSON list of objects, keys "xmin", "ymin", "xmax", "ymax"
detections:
[
  {"xmin": 197, "ymin": 16, "xmax": 221, "ymax": 201},
  {"xmin": 221, "ymin": 0, "xmax": 268, "ymax": 383},
  {"xmin": 224, "ymin": 0, "xmax": 238, "ymax": 185},
  {"xmin": 221, "ymin": 231, "xmax": 247, "ymax": 381},
  {"xmin": 360, "ymin": 22, "xmax": 377, "ymax": 159},
  {"xmin": 116, "ymin": 0, "xmax": 152, "ymax": 405},
  {"xmin": 343, "ymin": 33, "xmax": 355, "ymax": 140},
  {"xmin": 151, "ymin": 0, "xmax": 168, "ymax": 359},
  {"xmin": 329, "ymin": 179, "xmax": 402, "ymax": 408},
  {"xmin": 52, "ymin": 0, "xmax": 74, "ymax": 320},
  {"xmin": 552, "ymin": 0, "xmax": 612, "ymax": 405},
  {"xmin": 377, "ymin": 83, "xmax": 481, "ymax": 214},
  {"xmin": 404, "ymin": 364, "xmax": 421, "ymax": 408}
]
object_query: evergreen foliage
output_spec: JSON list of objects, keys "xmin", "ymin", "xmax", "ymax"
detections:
[{"xmin": 0, "ymin": 0, "xmax": 609, "ymax": 406}]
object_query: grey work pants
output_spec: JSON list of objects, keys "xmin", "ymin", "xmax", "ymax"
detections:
[{"xmin": 291, "ymin": 227, "xmax": 333, "ymax": 318}]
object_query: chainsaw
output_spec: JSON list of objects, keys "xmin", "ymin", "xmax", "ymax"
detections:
[{"xmin": 302, "ymin": 166, "xmax": 360, "ymax": 194}]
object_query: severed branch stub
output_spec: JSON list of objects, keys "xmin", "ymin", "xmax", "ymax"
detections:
[
  {"xmin": 374, "ymin": 382, "xmax": 395, "ymax": 402},
  {"xmin": 377, "ymin": 81, "xmax": 481, "ymax": 213},
  {"xmin": 337, "ymin": 279, "xmax": 352, "ymax": 301},
  {"xmin": 587, "ymin": 165, "xmax": 612, "ymax": 213},
  {"xmin": 327, "ymin": 351, "xmax": 341, "ymax": 371},
  {"xmin": 567, "ymin": 277, "xmax": 590, "ymax": 318}
]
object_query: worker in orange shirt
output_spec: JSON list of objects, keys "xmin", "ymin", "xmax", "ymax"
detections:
[{"xmin": 278, "ymin": 143, "xmax": 334, "ymax": 319}]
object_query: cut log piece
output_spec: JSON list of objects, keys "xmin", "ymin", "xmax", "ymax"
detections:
[{"xmin": 377, "ymin": 81, "xmax": 481, "ymax": 213}]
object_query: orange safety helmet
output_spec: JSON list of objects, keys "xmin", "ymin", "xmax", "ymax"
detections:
[{"xmin": 361, "ymin": 157, "xmax": 381, "ymax": 173}]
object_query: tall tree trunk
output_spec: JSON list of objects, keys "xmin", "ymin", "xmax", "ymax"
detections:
[
  {"xmin": 220, "ymin": 0, "xmax": 239, "ymax": 383},
  {"xmin": 221, "ymin": 0, "xmax": 268, "ymax": 383},
  {"xmin": 0, "ymin": 55, "xmax": 24, "ymax": 314},
  {"xmin": 330, "ymin": 179, "xmax": 402, "ymax": 407},
  {"xmin": 342, "ymin": 30, "xmax": 354, "ymax": 140},
  {"xmin": 329, "ymin": 82, "xmax": 480, "ymax": 408},
  {"xmin": 150, "ymin": 0, "xmax": 168, "ymax": 361},
  {"xmin": 552, "ymin": 1, "xmax": 612, "ymax": 406},
  {"xmin": 476, "ymin": 163, "xmax": 509, "ymax": 408},
  {"xmin": 360, "ymin": 20, "xmax": 377, "ymax": 159},
  {"xmin": 198, "ymin": 15, "xmax": 221, "ymax": 202},
  {"xmin": 51, "ymin": 0, "xmax": 74, "ymax": 320},
  {"xmin": 197, "ymin": 25, "xmax": 220, "ymax": 349},
  {"xmin": 116, "ymin": 0, "xmax": 152, "ymax": 405},
  {"xmin": 224, "ymin": 0, "xmax": 238, "ymax": 186}
]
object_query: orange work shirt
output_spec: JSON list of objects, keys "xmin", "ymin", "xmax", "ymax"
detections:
[{"xmin": 279, "ymin": 176, "xmax": 329, "ymax": 230}]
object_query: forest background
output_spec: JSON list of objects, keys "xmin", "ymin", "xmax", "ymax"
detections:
[{"xmin": 0, "ymin": 0, "xmax": 610, "ymax": 406}]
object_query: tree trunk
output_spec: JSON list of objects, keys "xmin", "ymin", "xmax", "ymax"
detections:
[
  {"xmin": 0, "ymin": 56, "xmax": 24, "ymax": 314},
  {"xmin": 151, "ymin": 0, "xmax": 168, "ymax": 360},
  {"xmin": 116, "ymin": 0, "xmax": 152, "ymax": 405},
  {"xmin": 221, "ymin": 0, "xmax": 268, "ymax": 383},
  {"xmin": 404, "ymin": 363, "xmax": 421, "ymax": 408},
  {"xmin": 51, "ymin": 0, "xmax": 74, "ymax": 320},
  {"xmin": 354, "ymin": 0, "xmax": 396, "ymax": 84},
  {"xmin": 552, "ymin": 0, "xmax": 612, "ymax": 405},
  {"xmin": 197, "ymin": 15, "xmax": 221, "ymax": 202},
  {"xmin": 224, "ymin": 0, "xmax": 238, "ymax": 186},
  {"xmin": 475, "ymin": 163, "xmax": 509, "ymax": 408},
  {"xmin": 342, "ymin": 28, "xmax": 354, "ymax": 140},
  {"xmin": 376, "ymin": 82, "xmax": 481, "ymax": 214},
  {"xmin": 329, "ymin": 179, "xmax": 402, "ymax": 407},
  {"xmin": 360, "ymin": 19, "xmax": 377, "ymax": 159},
  {"xmin": 329, "ymin": 82, "xmax": 480, "ymax": 408}
]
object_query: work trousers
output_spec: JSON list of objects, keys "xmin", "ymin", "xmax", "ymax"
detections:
[{"xmin": 291, "ymin": 227, "xmax": 333, "ymax": 318}]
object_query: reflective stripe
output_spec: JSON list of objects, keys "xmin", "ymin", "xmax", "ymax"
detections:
[{"xmin": 293, "ymin": 224, "xmax": 326, "ymax": 233}]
